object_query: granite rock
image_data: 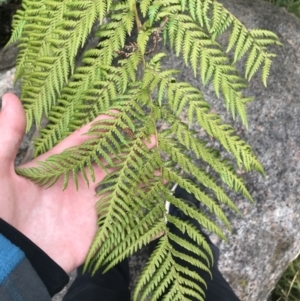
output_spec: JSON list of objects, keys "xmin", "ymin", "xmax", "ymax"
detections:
[
  {"xmin": 161, "ymin": 1, "xmax": 300, "ymax": 300},
  {"xmin": 1, "ymin": 1, "xmax": 300, "ymax": 301},
  {"xmin": 0, "ymin": 43, "xmax": 18, "ymax": 71}
]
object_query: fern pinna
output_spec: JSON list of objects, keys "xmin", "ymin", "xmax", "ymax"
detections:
[{"xmin": 10, "ymin": 0, "xmax": 280, "ymax": 300}]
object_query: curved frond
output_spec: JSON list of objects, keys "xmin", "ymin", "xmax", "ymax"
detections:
[
  {"xmin": 162, "ymin": 12, "xmax": 251, "ymax": 125},
  {"xmin": 12, "ymin": 1, "xmax": 280, "ymax": 300},
  {"xmin": 85, "ymin": 117, "xmax": 160, "ymax": 272},
  {"xmin": 17, "ymin": 103, "xmax": 143, "ymax": 188},
  {"xmin": 161, "ymin": 111, "xmax": 254, "ymax": 201},
  {"xmin": 159, "ymin": 135, "xmax": 240, "ymax": 213},
  {"xmin": 20, "ymin": 1, "xmax": 101, "ymax": 130},
  {"xmin": 33, "ymin": 54, "xmax": 141, "ymax": 155}
]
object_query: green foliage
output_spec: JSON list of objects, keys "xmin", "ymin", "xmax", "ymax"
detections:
[
  {"xmin": 11, "ymin": 0, "xmax": 280, "ymax": 300},
  {"xmin": 268, "ymin": 256, "xmax": 300, "ymax": 301},
  {"xmin": 267, "ymin": 0, "xmax": 300, "ymax": 18}
]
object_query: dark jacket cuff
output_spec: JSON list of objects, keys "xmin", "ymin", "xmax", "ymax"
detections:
[{"xmin": 0, "ymin": 218, "xmax": 69, "ymax": 297}]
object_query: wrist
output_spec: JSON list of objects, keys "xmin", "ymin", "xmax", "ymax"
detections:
[
  {"xmin": 21, "ymin": 229, "xmax": 76, "ymax": 274},
  {"xmin": 0, "ymin": 218, "xmax": 69, "ymax": 296}
]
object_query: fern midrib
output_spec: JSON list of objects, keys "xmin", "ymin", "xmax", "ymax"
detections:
[
  {"xmin": 87, "ymin": 118, "xmax": 154, "ymax": 262},
  {"xmin": 98, "ymin": 200, "xmax": 164, "ymax": 266}
]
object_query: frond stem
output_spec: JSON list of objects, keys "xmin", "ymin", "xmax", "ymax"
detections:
[
  {"xmin": 134, "ymin": 3, "xmax": 142, "ymax": 31},
  {"xmin": 134, "ymin": 3, "xmax": 146, "ymax": 69}
]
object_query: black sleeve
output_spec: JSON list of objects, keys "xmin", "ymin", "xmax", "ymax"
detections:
[{"xmin": 0, "ymin": 218, "xmax": 69, "ymax": 297}]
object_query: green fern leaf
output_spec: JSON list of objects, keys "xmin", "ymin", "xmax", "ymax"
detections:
[
  {"xmin": 8, "ymin": 0, "xmax": 46, "ymax": 44},
  {"xmin": 262, "ymin": 57, "xmax": 272, "ymax": 87},
  {"xmin": 163, "ymin": 114, "xmax": 254, "ymax": 201},
  {"xmin": 161, "ymin": 11, "xmax": 251, "ymax": 124},
  {"xmin": 12, "ymin": 1, "xmax": 280, "ymax": 300},
  {"xmin": 163, "ymin": 166, "xmax": 231, "ymax": 229},
  {"xmin": 140, "ymin": 0, "xmax": 153, "ymax": 17},
  {"xmin": 159, "ymin": 136, "xmax": 240, "ymax": 214}
]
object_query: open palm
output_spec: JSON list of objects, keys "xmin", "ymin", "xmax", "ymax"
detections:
[{"xmin": 0, "ymin": 93, "xmax": 155, "ymax": 273}]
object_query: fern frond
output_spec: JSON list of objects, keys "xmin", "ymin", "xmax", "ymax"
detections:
[
  {"xmin": 245, "ymin": 48, "xmax": 265, "ymax": 82},
  {"xmin": 161, "ymin": 12, "xmax": 251, "ymax": 124},
  {"xmin": 96, "ymin": 0, "xmax": 113, "ymax": 23},
  {"xmin": 185, "ymin": 0, "xmax": 210, "ymax": 29},
  {"xmin": 137, "ymin": 238, "xmax": 209, "ymax": 301},
  {"xmin": 137, "ymin": 21, "xmax": 157, "ymax": 55},
  {"xmin": 135, "ymin": 212, "xmax": 213, "ymax": 301},
  {"xmin": 208, "ymin": 1, "xmax": 280, "ymax": 84},
  {"xmin": 15, "ymin": 0, "xmax": 72, "ymax": 83},
  {"xmin": 33, "ymin": 45, "xmax": 141, "ymax": 155},
  {"xmin": 134, "ymin": 236, "xmax": 170, "ymax": 301},
  {"xmin": 210, "ymin": 0, "xmax": 232, "ymax": 38},
  {"xmin": 11, "ymin": 1, "xmax": 280, "ymax": 300},
  {"xmin": 33, "ymin": 61, "xmax": 110, "ymax": 156},
  {"xmin": 96, "ymin": 195, "xmax": 164, "ymax": 268},
  {"xmin": 162, "ymin": 165, "xmax": 231, "ymax": 229},
  {"xmin": 19, "ymin": 1, "xmax": 103, "ymax": 130},
  {"xmin": 96, "ymin": 1, "xmax": 136, "ymax": 64},
  {"xmin": 8, "ymin": 0, "xmax": 46, "ymax": 44},
  {"xmin": 140, "ymin": 0, "xmax": 154, "ymax": 17},
  {"xmin": 155, "ymin": 74, "xmax": 262, "ymax": 172},
  {"xmin": 104, "ymin": 220, "xmax": 166, "ymax": 273},
  {"xmin": 161, "ymin": 112, "xmax": 253, "ymax": 201},
  {"xmin": 167, "ymin": 217, "xmax": 213, "ymax": 270},
  {"xmin": 85, "ymin": 117, "xmax": 160, "ymax": 272},
  {"xmin": 33, "ymin": 65, "xmax": 123, "ymax": 156},
  {"xmin": 159, "ymin": 135, "xmax": 240, "ymax": 214},
  {"xmin": 16, "ymin": 104, "xmax": 144, "ymax": 188},
  {"xmin": 187, "ymin": 99, "xmax": 263, "ymax": 173},
  {"xmin": 261, "ymin": 57, "xmax": 272, "ymax": 87}
]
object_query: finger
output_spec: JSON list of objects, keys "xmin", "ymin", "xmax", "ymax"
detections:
[
  {"xmin": 143, "ymin": 134, "xmax": 157, "ymax": 150},
  {"xmin": 21, "ymin": 112, "xmax": 117, "ymax": 171},
  {"xmin": 34, "ymin": 112, "xmax": 117, "ymax": 162},
  {"xmin": 0, "ymin": 93, "xmax": 26, "ymax": 170},
  {"xmin": 22, "ymin": 108, "xmax": 158, "ymax": 189},
  {"xmin": 89, "ymin": 134, "xmax": 157, "ymax": 185}
]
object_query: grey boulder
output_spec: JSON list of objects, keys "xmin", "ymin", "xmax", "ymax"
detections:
[
  {"xmin": 1, "ymin": 0, "xmax": 300, "ymax": 300},
  {"xmin": 174, "ymin": 1, "xmax": 300, "ymax": 300}
]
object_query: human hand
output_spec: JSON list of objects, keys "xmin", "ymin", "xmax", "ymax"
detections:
[{"xmin": 0, "ymin": 93, "xmax": 156, "ymax": 274}]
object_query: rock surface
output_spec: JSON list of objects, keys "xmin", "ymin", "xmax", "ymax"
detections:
[
  {"xmin": 1, "ymin": 0, "xmax": 300, "ymax": 301},
  {"xmin": 188, "ymin": 1, "xmax": 300, "ymax": 300},
  {"xmin": 0, "ymin": 43, "xmax": 18, "ymax": 71}
]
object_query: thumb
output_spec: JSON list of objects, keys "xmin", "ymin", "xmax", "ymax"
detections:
[{"xmin": 0, "ymin": 93, "xmax": 26, "ymax": 168}]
